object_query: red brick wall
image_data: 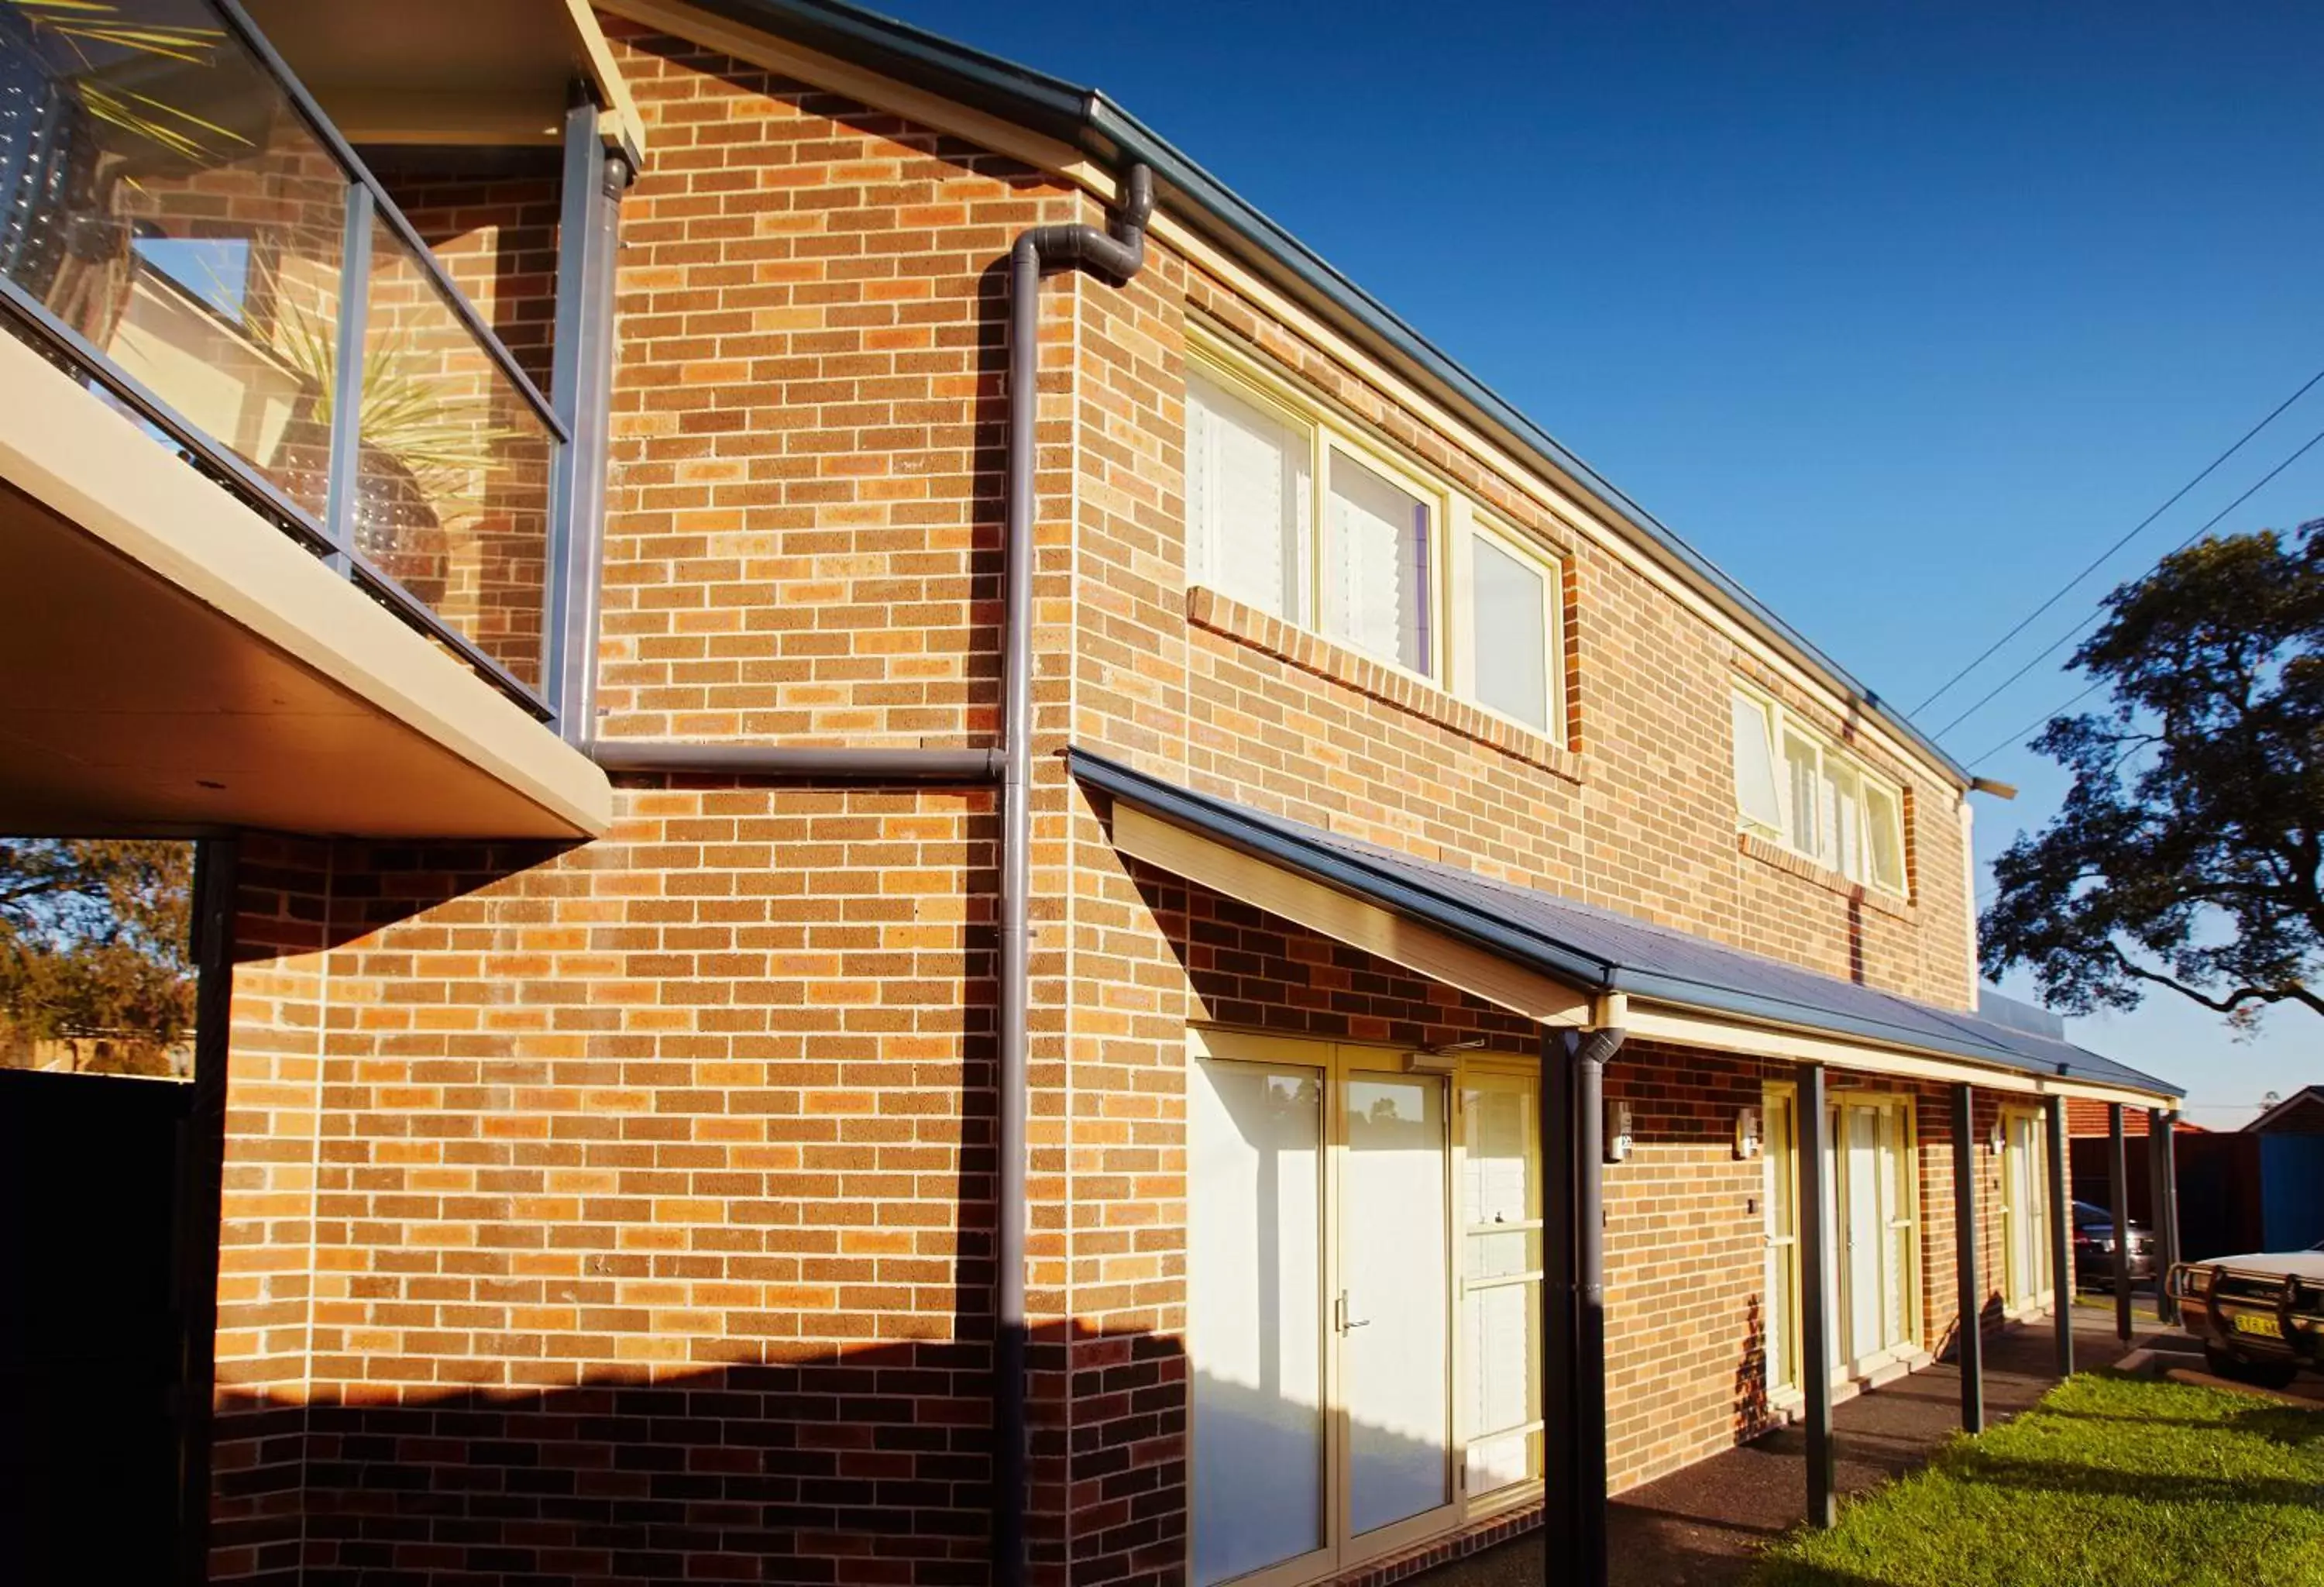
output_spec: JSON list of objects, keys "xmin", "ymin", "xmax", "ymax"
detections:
[
  {"xmin": 192, "ymin": 12, "xmax": 2006, "ymax": 1585},
  {"xmin": 211, "ymin": 787, "xmax": 1003, "ymax": 1583}
]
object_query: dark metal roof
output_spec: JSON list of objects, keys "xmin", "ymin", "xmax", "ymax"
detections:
[
  {"xmin": 677, "ymin": 0, "xmax": 1972, "ymax": 787},
  {"xmin": 1071, "ymin": 748, "xmax": 2180, "ymax": 1098}
]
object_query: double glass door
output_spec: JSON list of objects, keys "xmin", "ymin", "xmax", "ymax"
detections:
[
  {"xmin": 1999, "ymin": 1107, "xmax": 2053, "ymax": 1310},
  {"xmin": 1188, "ymin": 1037, "xmax": 1460, "ymax": 1587},
  {"xmin": 1827, "ymin": 1097, "xmax": 1918, "ymax": 1368},
  {"xmin": 1762, "ymin": 1087, "xmax": 1920, "ymax": 1388}
]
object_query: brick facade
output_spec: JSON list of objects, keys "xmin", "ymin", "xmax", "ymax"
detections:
[{"xmin": 195, "ymin": 12, "xmax": 2028, "ymax": 1585}]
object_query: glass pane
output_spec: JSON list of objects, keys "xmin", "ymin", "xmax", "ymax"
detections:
[
  {"xmin": 1471, "ymin": 535, "xmax": 1549, "ymax": 731},
  {"xmin": 358, "ymin": 219, "xmax": 553, "ymax": 685},
  {"xmin": 1465, "ymin": 1279, "xmax": 1535, "ymax": 1450},
  {"xmin": 1731, "ymin": 694, "xmax": 1784, "ymax": 832},
  {"xmin": 1466, "ymin": 1228, "xmax": 1540, "ymax": 1282},
  {"xmin": 1865, "ymin": 783, "xmax": 1906, "ymax": 893},
  {"xmin": 1344, "ymin": 1070, "xmax": 1449, "ymax": 1535},
  {"xmin": 1189, "ymin": 1059, "xmax": 1325, "ymax": 1586},
  {"xmin": 0, "ymin": 0, "xmax": 346, "ymax": 519},
  {"xmin": 1762, "ymin": 1092, "xmax": 1797, "ymax": 1392},
  {"xmin": 1188, "ymin": 369, "xmax": 1310, "ymax": 621},
  {"xmin": 1845, "ymin": 1107, "xmax": 1882, "ymax": 1358},
  {"xmin": 1783, "ymin": 734, "xmax": 1820, "ymax": 857},
  {"xmin": 1765, "ymin": 1241, "xmax": 1796, "ymax": 1394},
  {"xmin": 1326, "ymin": 450, "xmax": 1432, "ymax": 674},
  {"xmin": 1466, "ymin": 1430, "xmax": 1533, "ymax": 1499},
  {"xmin": 1879, "ymin": 1107, "xmax": 1910, "ymax": 1348},
  {"xmin": 1829, "ymin": 765, "xmax": 1864, "ymax": 882},
  {"xmin": 1463, "ymin": 1076, "xmax": 1532, "ymax": 1227}
]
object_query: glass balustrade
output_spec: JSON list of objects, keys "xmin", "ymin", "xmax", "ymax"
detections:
[{"xmin": 0, "ymin": 0, "xmax": 566, "ymax": 711}]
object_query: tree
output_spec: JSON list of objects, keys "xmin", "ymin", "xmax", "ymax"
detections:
[
  {"xmin": 1982, "ymin": 518, "xmax": 2324, "ymax": 1028},
  {"xmin": 0, "ymin": 839, "xmax": 197, "ymax": 1065}
]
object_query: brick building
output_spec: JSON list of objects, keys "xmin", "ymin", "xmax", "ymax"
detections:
[{"xmin": 0, "ymin": 3, "xmax": 2181, "ymax": 1586}]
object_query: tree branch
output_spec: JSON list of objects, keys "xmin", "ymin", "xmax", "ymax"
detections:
[{"xmin": 2102, "ymin": 942, "xmax": 2324, "ymax": 1017}]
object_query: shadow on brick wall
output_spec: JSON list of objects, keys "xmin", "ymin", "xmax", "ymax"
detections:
[{"xmin": 209, "ymin": 1317, "xmax": 1189, "ymax": 1587}]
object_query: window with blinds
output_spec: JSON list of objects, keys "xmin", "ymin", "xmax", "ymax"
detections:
[
  {"xmin": 1731, "ymin": 684, "xmax": 1910, "ymax": 895},
  {"xmin": 1325, "ymin": 449, "xmax": 1432, "ymax": 675},
  {"xmin": 1187, "ymin": 367, "xmax": 1311, "ymax": 625},
  {"xmin": 1182, "ymin": 338, "xmax": 1566, "ymax": 725}
]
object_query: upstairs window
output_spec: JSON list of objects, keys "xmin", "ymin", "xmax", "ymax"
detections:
[
  {"xmin": 1325, "ymin": 448, "xmax": 1434, "ymax": 674},
  {"xmin": 1731, "ymin": 685, "xmax": 1908, "ymax": 895},
  {"xmin": 1468, "ymin": 519, "xmax": 1559, "ymax": 735},
  {"xmin": 1188, "ymin": 367, "xmax": 1312, "ymax": 624},
  {"xmin": 1185, "ymin": 336, "xmax": 1564, "ymax": 723}
]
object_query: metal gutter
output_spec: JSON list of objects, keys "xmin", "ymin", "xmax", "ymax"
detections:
[
  {"xmin": 1067, "ymin": 747, "xmax": 2182, "ymax": 1096},
  {"xmin": 683, "ymin": 0, "xmax": 1973, "ymax": 787},
  {"xmin": 591, "ymin": 742, "xmax": 1002, "ymax": 780}
]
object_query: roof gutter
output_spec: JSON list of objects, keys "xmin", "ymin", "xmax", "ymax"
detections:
[{"xmin": 675, "ymin": 0, "xmax": 1972, "ymax": 787}]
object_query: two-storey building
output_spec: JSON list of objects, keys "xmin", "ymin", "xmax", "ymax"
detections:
[{"xmin": 0, "ymin": 2, "xmax": 2180, "ymax": 1585}]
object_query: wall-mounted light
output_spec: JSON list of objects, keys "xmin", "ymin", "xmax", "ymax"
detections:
[
  {"xmin": 1734, "ymin": 1104, "xmax": 1762, "ymax": 1160},
  {"xmin": 1989, "ymin": 1117, "xmax": 2006, "ymax": 1155},
  {"xmin": 1404, "ymin": 1038, "xmax": 1483, "ymax": 1076},
  {"xmin": 1606, "ymin": 1100, "xmax": 1634, "ymax": 1164}
]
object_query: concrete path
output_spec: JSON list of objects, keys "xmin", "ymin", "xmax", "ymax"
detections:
[{"xmin": 1419, "ymin": 1306, "xmax": 2165, "ymax": 1587}]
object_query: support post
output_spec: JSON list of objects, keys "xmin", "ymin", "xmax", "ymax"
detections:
[
  {"xmin": 1796, "ymin": 1062, "xmax": 1834, "ymax": 1529},
  {"xmin": 1950, "ymin": 1083, "xmax": 1983, "ymax": 1434},
  {"xmin": 2109, "ymin": 1103, "xmax": 2133, "ymax": 1342},
  {"xmin": 544, "ymin": 94, "xmax": 628, "ymax": 740},
  {"xmin": 2151, "ymin": 1109, "xmax": 2181, "ymax": 1324},
  {"xmin": 2047, "ymin": 1094, "xmax": 2073, "ymax": 1378}
]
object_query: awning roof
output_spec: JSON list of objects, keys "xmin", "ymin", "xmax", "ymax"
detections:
[{"xmin": 1071, "ymin": 748, "xmax": 2180, "ymax": 1100}]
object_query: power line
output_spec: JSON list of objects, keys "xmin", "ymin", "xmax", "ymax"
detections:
[
  {"xmin": 1937, "ymin": 419, "xmax": 2324, "ymax": 754},
  {"xmin": 1914, "ymin": 363, "xmax": 2324, "ymax": 716},
  {"xmin": 1967, "ymin": 678, "xmax": 2106, "ymax": 769}
]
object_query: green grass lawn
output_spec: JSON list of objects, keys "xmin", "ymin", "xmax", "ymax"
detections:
[{"xmin": 1748, "ymin": 1372, "xmax": 2324, "ymax": 1587}]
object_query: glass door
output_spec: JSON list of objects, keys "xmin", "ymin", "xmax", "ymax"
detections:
[
  {"xmin": 2002, "ymin": 1109, "xmax": 2051, "ymax": 1310},
  {"xmin": 1827, "ymin": 1096, "xmax": 1920, "ymax": 1370},
  {"xmin": 1189, "ymin": 1056, "xmax": 1330, "ymax": 1587},
  {"xmin": 1842, "ymin": 1104, "xmax": 1883, "ymax": 1361},
  {"xmin": 1340, "ymin": 1069, "xmax": 1453, "ymax": 1539},
  {"xmin": 1761, "ymin": 1086, "xmax": 1800, "ymax": 1396},
  {"xmin": 1188, "ymin": 1036, "xmax": 1459, "ymax": 1586}
]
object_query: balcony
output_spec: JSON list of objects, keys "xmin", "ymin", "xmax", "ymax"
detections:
[{"xmin": 0, "ymin": 0, "xmax": 634, "ymax": 838}]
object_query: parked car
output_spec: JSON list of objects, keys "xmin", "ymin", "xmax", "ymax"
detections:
[
  {"xmin": 2167, "ymin": 1242, "xmax": 2324, "ymax": 1388},
  {"xmin": 2071, "ymin": 1200, "xmax": 2157, "ymax": 1286}
]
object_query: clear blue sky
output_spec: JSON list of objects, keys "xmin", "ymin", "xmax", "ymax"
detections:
[{"xmin": 874, "ymin": 0, "xmax": 2324, "ymax": 1123}]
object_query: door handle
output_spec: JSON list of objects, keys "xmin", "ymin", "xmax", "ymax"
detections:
[{"xmin": 1333, "ymin": 1292, "xmax": 1373, "ymax": 1334}]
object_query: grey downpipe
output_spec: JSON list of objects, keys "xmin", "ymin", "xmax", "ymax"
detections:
[
  {"xmin": 1570, "ymin": 1026, "xmax": 1621, "ymax": 1586},
  {"xmin": 995, "ymin": 161, "xmax": 1154, "ymax": 1587}
]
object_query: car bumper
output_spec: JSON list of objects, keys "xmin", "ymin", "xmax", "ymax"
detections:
[{"xmin": 2075, "ymin": 1248, "xmax": 2157, "ymax": 1284}]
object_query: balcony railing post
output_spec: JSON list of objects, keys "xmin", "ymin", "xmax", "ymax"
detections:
[
  {"xmin": 544, "ymin": 94, "xmax": 628, "ymax": 741},
  {"xmin": 321, "ymin": 183, "xmax": 374, "ymax": 577}
]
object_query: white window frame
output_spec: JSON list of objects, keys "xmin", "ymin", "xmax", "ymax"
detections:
[
  {"xmin": 1185, "ymin": 359, "xmax": 1316, "ymax": 629},
  {"xmin": 1731, "ymin": 683, "xmax": 1910, "ymax": 897},
  {"xmin": 1184, "ymin": 332, "xmax": 1464, "ymax": 690},
  {"xmin": 1452, "ymin": 506, "xmax": 1566, "ymax": 742}
]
